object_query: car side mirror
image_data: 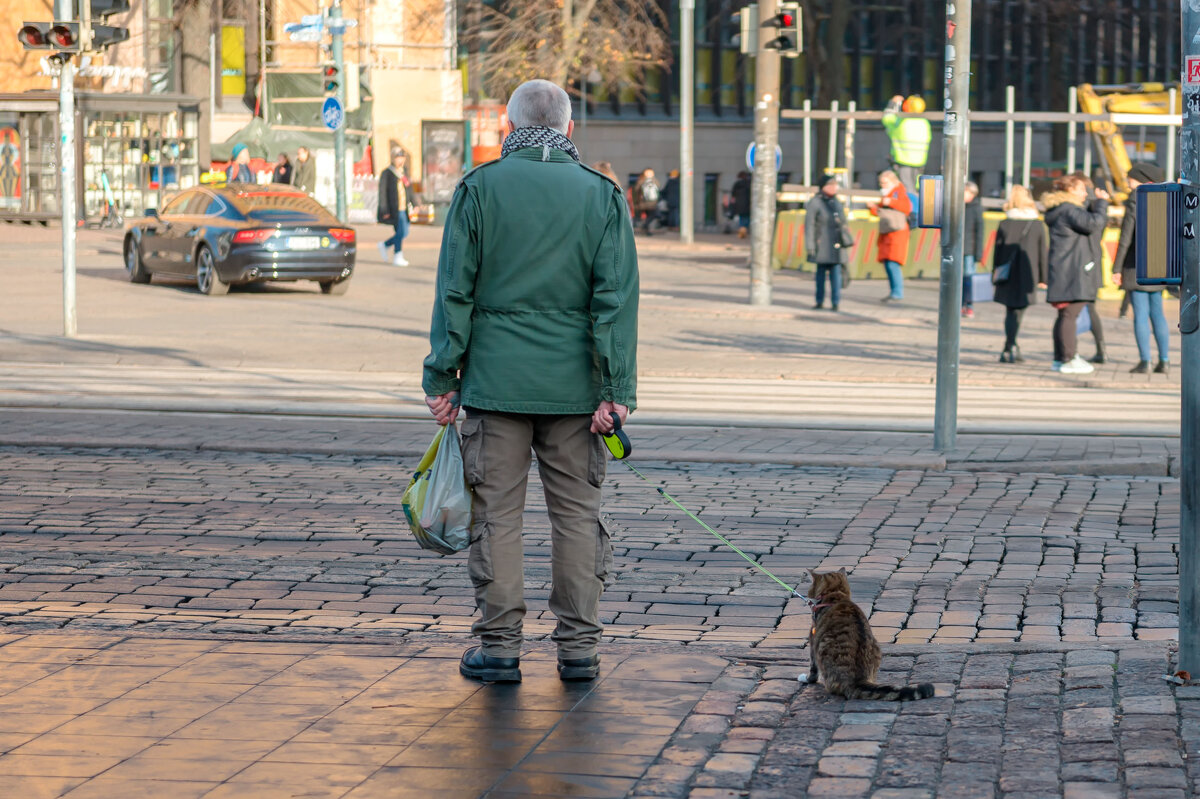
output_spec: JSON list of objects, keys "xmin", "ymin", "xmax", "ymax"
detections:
[{"xmin": 144, "ymin": 208, "xmax": 158, "ymax": 218}]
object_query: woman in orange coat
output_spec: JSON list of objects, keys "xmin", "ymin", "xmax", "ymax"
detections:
[{"xmin": 868, "ymin": 170, "xmax": 913, "ymax": 302}]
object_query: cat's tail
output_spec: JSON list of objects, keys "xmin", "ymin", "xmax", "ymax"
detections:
[{"xmin": 848, "ymin": 682, "xmax": 935, "ymax": 701}]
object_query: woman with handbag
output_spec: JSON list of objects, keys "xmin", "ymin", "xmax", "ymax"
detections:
[
  {"xmin": 868, "ymin": 170, "xmax": 913, "ymax": 302},
  {"xmin": 806, "ymin": 174, "xmax": 853, "ymax": 311},
  {"xmin": 1043, "ymin": 174, "xmax": 1109, "ymax": 374},
  {"xmin": 991, "ymin": 185, "xmax": 1046, "ymax": 363}
]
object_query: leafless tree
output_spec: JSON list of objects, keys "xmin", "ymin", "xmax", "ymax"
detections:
[{"xmin": 461, "ymin": 0, "xmax": 671, "ymax": 100}]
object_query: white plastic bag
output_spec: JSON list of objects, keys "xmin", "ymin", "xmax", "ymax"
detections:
[{"xmin": 402, "ymin": 425, "xmax": 472, "ymax": 555}]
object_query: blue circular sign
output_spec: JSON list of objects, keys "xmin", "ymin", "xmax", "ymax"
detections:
[
  {"xmin": 746, "ymin": 142, "xmax": 783, "ymax": 171},
  {"xmin": 322, "ymin": 97, "xmax": 344, "ymax": 131}
]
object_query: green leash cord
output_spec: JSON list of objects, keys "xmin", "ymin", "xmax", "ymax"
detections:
[{"xmin": 601, "ymin": 413, "xmax": 807, "ymax": 601}]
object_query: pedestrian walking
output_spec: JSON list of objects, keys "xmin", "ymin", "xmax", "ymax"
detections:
[
  {"xmin": 662, "ymin": 169, "xmax": 680, "ymax": 230},
  {"xmin": 1112, "ymin": 162, "xmax": 1170, "ymax": 373},
  {"xmin": 991, "ymin": 184, "xmax": 1046, "ymax": 363},
  {"xmin": 294, "ymin": 146, "xmax": 316, "ymax": 195},
  {"xmin": 592, "ymin": 161, "xmax": 621, "ymax": 188},
  {"xmin": 730, "ymin": 171, "xmax": 752, "ymax": 238},
  {"xmin": 422, "ymin": 79, "xmax": 639, "ymax": 685},
  {"xmin": 960, "ymin": 181, "xmax": 984, "ymax": 317},
  {"xmin": 1074, "ymin": 172, "xmax": 1109, "ymax": 364},
  {"xmin": 229, "ymin": 143, "xmax": 253, "ymax": 183},
  {"xmin": 272, "ymin": 153, "xmax": 293, "ymax": 185},
  {"xmin": 1043, "ymin": 174, "xmax": 1109, "ymax": 374},
  {"xmin": 869, "ymin": 170, "xmax": 913, "ymax": 302},
  {"xmin": 882, "ymin": 95, "xmax": 931, "ymax": 191},
  {"xmin": 377, "ymin": 147, "xmax": 410, "ymax": 266},
  {"xmin": 633, "ymin": 168, "xmax": 660, "ymax": 235},
  {"xmin": 806, "ymin": 174, "xmax": 852, "ymax": 311}
]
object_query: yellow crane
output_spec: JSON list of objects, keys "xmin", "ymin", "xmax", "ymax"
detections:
[{"xmin": 1078, "ymin": 82, "xmax": 1180, "ymax": 204}]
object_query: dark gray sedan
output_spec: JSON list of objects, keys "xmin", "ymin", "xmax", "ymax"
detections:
[{"xmin": 123, "ymin": 183, "xmax": 356, "ymax": 296}]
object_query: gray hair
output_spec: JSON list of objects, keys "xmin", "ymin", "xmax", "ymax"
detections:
[
  {"xmin": 965, "ymin": 180, "xmax": 979, "ymax": 194},
  {"xmin": 507, "ymin": 80, "xmax": 572, "ymax": 133}
]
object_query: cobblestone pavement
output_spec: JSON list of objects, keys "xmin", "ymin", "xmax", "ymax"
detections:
[{"xmin": 0, "ymin": 410, "xmax": 1194, "ymax": 797}]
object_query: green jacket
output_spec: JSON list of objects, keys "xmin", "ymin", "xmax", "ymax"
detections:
[
  {"xmin": 423, "ymin": 147, "xmax": 639, "ymax": 414},
  {"xmin": 882, "ymin": 110, "xmax": 932, "ymax": 168}
]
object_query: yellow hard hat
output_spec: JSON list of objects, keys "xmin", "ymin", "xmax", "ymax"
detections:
[{"xmin": 902, "ymin": 95, "xmax": 926, "ymax": 113}]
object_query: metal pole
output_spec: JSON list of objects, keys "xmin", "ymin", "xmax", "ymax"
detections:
[
  {"xmin": 1177, "ymin": 0, "xmax": 1200, "ymax": 675},
  {"xmin": 749, "ymin": 0, "xmax": 781, "ymax": 306},
  {"xmin": 1169, "ymin": 87, "xmax": 1178, "ymax": 180},
  {"xmin": 827, "ymin": 99, "xmax": 839, "ymax": 172},
  {"xmin": 933, "ymin": 0, "xmax": 971, "ymax": 452},
  {"xmin": 59, "ymin": 55, "xmax": 76, "ymax": 338},
  {"xmin": 1083, "ymin": 128, "xmax": 1092, "ymax": 178},
  {"xmin": 844, "ymin": 100, "xmax": 856, "ymax": 191},
  {"xmin": 1022, "ymin": 120, "xmax": 1032, "ymax": 188},
  {"xmin": 1067, "ymin": 86, "xmax": 1077, "ymax": 175},
  {"xmin": 1004, "ymin": 85, "xmax": 1014, "ymax": 194},
  {"xmin": 331, "ymin": 0, "xmax": 347, "ymax": 223},
  {"xmin": 680, "ymin": 0, "xmax": 695, "ymax": 244},
  {"xmin": 803, "ymin": 98, "xmax": 812, "ymax": 186}
]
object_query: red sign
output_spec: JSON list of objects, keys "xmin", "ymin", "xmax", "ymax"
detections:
[{"xmin": 1188, "ymin": 56, "xmax": 1200, "ymax": 84}]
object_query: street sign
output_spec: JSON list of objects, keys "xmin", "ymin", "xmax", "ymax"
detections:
[
  {"xmin": 322, "ymin": 96, "xmax": 344, "ymax": 130},
  {"xmin": 746, "ymin": 142, "xmax": 782, "ymax": 171}
]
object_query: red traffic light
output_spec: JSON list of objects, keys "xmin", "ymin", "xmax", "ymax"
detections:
[
  {"xmin": 780, "ymin": 12, "xmax": 794, "ymax": 25},
  {"xmin": 18, "ymin": 24, "xmax": 47, "ymax": 47},
  {"xmin": 50, "ymin": 24, "xmax": 76, "ymax": 48},
  {"xmin": 323, "ymin": 65, "xmax": 337, "ymax": 77}
]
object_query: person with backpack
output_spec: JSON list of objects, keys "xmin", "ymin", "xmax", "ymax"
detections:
[
  {"xmin": 377, "ymin": 147, "xmax": 410, "ymax": 266},
  {"xmin": 633, "ymin": 168, "xmax": 660, "ymax": 235},
  {"xmin": 806, "ymin": 174, "xmax": 852, "ymax": 311},
  {"xmin": 868, "ymin": 170, "xmax": 913, "ymax": 302},
  {"xmin": 730, "ymin": 171, "xmax": 752, "ymax": 238}
]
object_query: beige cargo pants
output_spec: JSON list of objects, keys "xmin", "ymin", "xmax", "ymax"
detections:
[{"xmin": 459, "ymin": 411, "xmax": 612, "ymax": 660}]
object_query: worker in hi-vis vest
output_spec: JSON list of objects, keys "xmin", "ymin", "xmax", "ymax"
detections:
[{"xmin": 882, "ymin": 95, "xmax": 931, "ymax": 192}]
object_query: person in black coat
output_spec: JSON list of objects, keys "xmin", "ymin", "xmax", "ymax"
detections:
[
  {"xmin": 377, "ymin": 147, "xmax": 410, "ymax": 266},
  {"xmin": 991, "ymin": 185, "xmax": 1046, "ymax": 363},
  {"xmin": 662, "ymin": 169, "xmax": 680, "ymax": 229},
  {"xmin": 1043, "ymin": 174, "xmax": 1109, "ymax": 374},
  {"xmin": 1112, "ymin": 162, "xmax": 1170, "ymax": 373},
  {"xmin": 1073, "ymin": 172, "xmax": 1109, "ymax": 363},
  {"xmin": 271, "ymin": 153, "xmax": 293, "ymax": 185},
  {"xmin": 960, "ymin": 181, "xmax": 985, "ymax": 317},
  {"xmin": 805, "ymin": 174, "xmax": 852, "ymax": 311},
  {"xmin": 730, "ymin": 171, "xmax": 752, "ymax": 237}
]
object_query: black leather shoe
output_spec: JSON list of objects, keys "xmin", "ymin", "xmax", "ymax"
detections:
[
  {"xmin": 1155, "ymin": 360, "xmax": 1170, "ymax": 374},
  {"xmin": 459, "ymin": 646, "xmax": 521, "ymax": 683},
  {"xmin": 557, "ymin": 654, "xmax": 600, "ymax": 681},
  {"xmin": 1130, "ymin": 360, "xmax": 1151, "ymax": 374}
]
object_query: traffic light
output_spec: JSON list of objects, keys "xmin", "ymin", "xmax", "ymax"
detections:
[
  {"xmin": 322, "ymin": 64, "xmax": 340, "ymax": 95},
  {"xmin": 17, "ymin": 22, "xmax": 52, "ymax": 49},
  {"xmin": 48, "ymin": 22, "xmax": 82, "ymax": 52},
  {"xmin": 87, "ymin": 0, "xmax": 131, "ymax": 50},
  {"xmin": 731, "ymin": 4, "xmax": 758, "ymax": 55},
  {"xmin": 763, "ymin": 2, "xmax": 802, "ymax": 57}
]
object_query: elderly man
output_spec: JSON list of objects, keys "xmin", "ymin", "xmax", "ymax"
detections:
[{"xmin": 423, "ymin": 79, "xmax": 639, "ymax": 683}]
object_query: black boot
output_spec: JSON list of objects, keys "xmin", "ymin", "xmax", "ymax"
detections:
[
  {"xmin": 459, "ymin": 646, "xmax": 521, "ymax": 682},
  {"xmin": 999, "ymin": 349, "xmax": 1013, "ymax": 363},
  {"xmin": 1154, "ymin": 360, "xmax": 1170, "ymax": 374},
  {"xmin": 1090, "ymin": 345, "xmax": 1107, "ymax": 364},
  {"xmin": 557, "ymin": 654, "xmax": 601, "ymax": 681},
  {"xmin": 1130, "ymin": 360, "xmax": 1150, "ymax": 374}
]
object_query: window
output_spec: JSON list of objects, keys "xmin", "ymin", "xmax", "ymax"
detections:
[{"xmin": 161, "ymin": 192, "xmax": 191, "ymax": 215}]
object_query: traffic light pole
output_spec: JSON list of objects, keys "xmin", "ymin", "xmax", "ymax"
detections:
[
  {"xmin": 55, "ymin": 0, "xmax": 77, "ymax": 337},
  {"xmin": 749, "ymin": 0, "xmax": 780, "ymax": 306},
  {"xmin": 933, "ymin": 0, "xmax": 971, "ymax": 452},
  {"xmin": 330, "ymin": 0, "xmax": 347, "ymax": 223},
  {"xmin": 1178, "ymin": 0, "xmax": 1200, "ymax": 674}
]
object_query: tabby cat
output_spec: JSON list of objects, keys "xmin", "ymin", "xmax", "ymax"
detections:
[{"xmin": 800, "ymin": 568, "xmax": 934, "ymax": 701}]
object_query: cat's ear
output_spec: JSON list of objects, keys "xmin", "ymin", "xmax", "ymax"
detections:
[
  {"xmin": 808, "ymin": 568, "xmax": 817, "ymax": 580},
  {"xmin": 838, "ymin": 567, "xmax": 848, "ymax": 575}
]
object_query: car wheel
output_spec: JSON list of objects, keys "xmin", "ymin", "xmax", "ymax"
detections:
[
  {"xmin": 125, "ymin": 237, "xmax": 151, "ymax": 284},
  {"xmin": 195, "ymin": 246, "xmax": 229, "ymax": 296},
  {"xmin": 319, "ymin": 278, "xmax": 350, "ymax": 296}
]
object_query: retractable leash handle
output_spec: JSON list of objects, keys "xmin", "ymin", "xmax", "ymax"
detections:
[{"xmin": 607, "ymin": 417, "xmax": 806, "ymax": 600}]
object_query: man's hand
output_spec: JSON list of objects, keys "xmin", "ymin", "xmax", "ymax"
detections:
[
  {"xmin": 590, "ymin": 401, "xmax": 629, "ymax": 434},
  {"xmin": 1112, "ymin": 272, "xmax": 1122, "ymax": 286},
  {"xmin": 425, "ymin": 392, "xmax": 460, "ymax": 426},
  {"xmin": 1094, "ymin": 187, "xmax": 1110, "ymax": 201}
]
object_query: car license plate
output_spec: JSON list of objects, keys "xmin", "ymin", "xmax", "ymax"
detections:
[{"xmin": 287, "ymin": 236, "xmax": 322, "ymax": 250}]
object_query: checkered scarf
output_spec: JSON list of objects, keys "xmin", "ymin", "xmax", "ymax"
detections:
[{"xmin": 500, "ymin": 126, "xmax": 580, "ymax": 162}]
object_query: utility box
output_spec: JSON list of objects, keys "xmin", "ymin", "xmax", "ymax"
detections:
[{"xmin": 1135, "ymin": 182, "xmax": 1184, "ymax": 286}]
